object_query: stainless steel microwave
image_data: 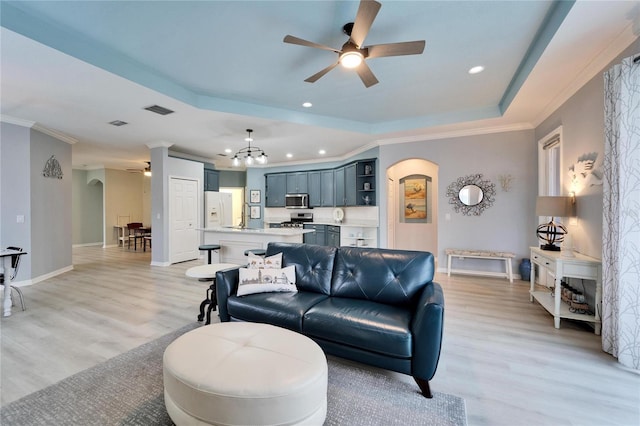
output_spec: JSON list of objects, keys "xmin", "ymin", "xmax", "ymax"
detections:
[{"xmin": 285, "ymin": 193, "xmax": 309, "ymax": 209}]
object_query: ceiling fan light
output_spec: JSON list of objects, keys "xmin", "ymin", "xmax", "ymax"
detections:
[{"xmin": 340, "ymin": 51, "xmax": 363, "ymax": 69}]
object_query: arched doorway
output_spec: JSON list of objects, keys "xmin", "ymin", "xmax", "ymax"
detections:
[{"xmin": 386, "ymin": 159, "xmax": 438, "ymax": 254}]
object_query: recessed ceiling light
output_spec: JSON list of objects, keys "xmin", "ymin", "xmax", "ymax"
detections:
[
  {"xmin": 286, "ymin": 153, "xmax": 293, "ymax": 158},
  {"xmin": 302, "ymin": 102, "xmax": 312, "ymax": 108},
  {"xmin": 319, "ymin": 149, "xmax": 326, "ymax": 155},
  {"xmin": 468, "ymin": 66, "xmax": 485, "ymax": 74},
  {"xmin": 224, "ymin": 148, "xmax": 232, "ymax": 154}
]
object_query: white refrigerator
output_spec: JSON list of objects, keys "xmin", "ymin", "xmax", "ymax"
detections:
[{"xmin": 205, "ymin": 192, "xmax": 233, "ymax": 227}]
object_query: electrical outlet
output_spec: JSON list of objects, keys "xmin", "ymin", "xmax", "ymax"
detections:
[{"xmin": 16, "ymin": 215, "xmax": 24, "ymax": 223}]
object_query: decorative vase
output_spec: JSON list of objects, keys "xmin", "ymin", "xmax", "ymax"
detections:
[{"xmin": 519, "ymin": 258, "xmax": 531, "ymax": 281}]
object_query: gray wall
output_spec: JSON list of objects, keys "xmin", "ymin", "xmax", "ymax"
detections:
[
  {"xmin": 0, "ymin": 123, "xmax": 32, "ymax": 281},
  {"xmin": 0, "ymin": 123, "xmax": 72, "ymax": 282},
  {"xmin": 29, "ymin": 128, "xmax": 72, "ymax": 279},
  {"xmin": 379, "ymin": 130, "xmax": 538, "ymax": 272},
  {"xmin": 535, "ymin": 40, "xmax": 639, "ymax": 260},
  {"xmin": 72, "ymin": 169, "xmax": 103, "ymax": 245}
]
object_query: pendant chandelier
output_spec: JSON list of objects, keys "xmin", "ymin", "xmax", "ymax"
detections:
[{"xmin": 232, "ymin": 129, "xmax": 268, "ymax": 167}]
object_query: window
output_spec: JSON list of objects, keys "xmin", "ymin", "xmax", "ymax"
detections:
[{"xmin": 538, "ymin": 126, "xmax": 563, "ymax": 196}]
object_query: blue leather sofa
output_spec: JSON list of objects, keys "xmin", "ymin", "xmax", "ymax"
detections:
[{"xmin": 216, "ymin": 242, "xmax": 445, "ymax": 398}]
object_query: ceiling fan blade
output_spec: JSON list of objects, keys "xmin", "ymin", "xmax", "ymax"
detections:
[
  {"xmin": 355, "ymin": 61, "xmax": 379, "ymax": 88},
  {"xmin": 366, "ymin": 40, "xmax": 426, "ymax": 59},
  {"xmin": 305, "ymin": 62, "xmax": 340, "ymax": 83},
  {"xmin": 283, "ymin": 35, "xmax": 340, "ymax": 53},
  {"xmin": 350, "ymin": 0, "xmax": 381, "ymax": 48}
]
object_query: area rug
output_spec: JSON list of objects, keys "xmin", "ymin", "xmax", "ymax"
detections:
[{"xmin": 1, "ymin": 323, "xmax": 466, "ymax": 426}]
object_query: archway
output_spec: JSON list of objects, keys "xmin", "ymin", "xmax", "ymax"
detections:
[{"xmin": 386, "ymin": 158, "xmax": 438, "ymax": 254}]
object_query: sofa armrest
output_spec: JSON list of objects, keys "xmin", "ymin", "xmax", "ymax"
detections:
[
  {"xmin": 410, "ymin": 282, "xmax": 445, "ymax": 381},
  {"xmin": 216, "ymin": 267, "xmax": 241, "ymax": 322}
]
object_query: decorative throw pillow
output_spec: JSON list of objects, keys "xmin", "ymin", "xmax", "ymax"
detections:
[
  {"xmin": 237, "ymin": 265, "xmax": 297, "ymax": 296},
  {"xmin": 247, "ymin": 252, "xmax": 282, "ymax": 269}
]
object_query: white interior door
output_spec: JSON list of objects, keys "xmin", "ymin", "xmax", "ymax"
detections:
[{"xmin": 170, "ymin": 177, "xmax": 199, "ymax": 264}]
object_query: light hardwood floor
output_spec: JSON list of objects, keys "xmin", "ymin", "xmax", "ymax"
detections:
[{"xmin": 1, "ymin": 246, "xmax": 639, "ymax": 425}]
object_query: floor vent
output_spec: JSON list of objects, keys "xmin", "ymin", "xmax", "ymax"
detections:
[{"xmin": 144, "ymin": 105, "xmax": 174, "ymax": 115}]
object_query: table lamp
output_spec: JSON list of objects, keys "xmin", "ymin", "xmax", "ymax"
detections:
[{"xmin": 535, "ymin": 196, "xmax": 574, "ymax": 251}]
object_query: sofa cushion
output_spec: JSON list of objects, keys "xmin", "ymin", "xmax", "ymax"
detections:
[
  {"xmin": 227, "ymin": 292, "xmax": 328, "ymax": 332},
  {"xmin": 331, "ymin": 247, "xmax": 434, "ymax": 307},
  {"xmin": 303, "ymin": 298, "xmax": 413, "ymax": 358},
  {"xmin": 266, "ymin": 243, "xmax": 336, "ymax": 295}
]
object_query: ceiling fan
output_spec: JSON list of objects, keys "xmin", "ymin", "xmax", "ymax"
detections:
[{"xmin": 283, "ymin": 0, "xmax": 425, "ymax": 88}]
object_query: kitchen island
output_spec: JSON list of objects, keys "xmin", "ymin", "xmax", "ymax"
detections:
[{"xmin": 198, "ymin": 226, "xmax": 313, "ymax": 264}]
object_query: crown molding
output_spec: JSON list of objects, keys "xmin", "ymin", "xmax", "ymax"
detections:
[
  {"xmin": 1, "ymin": 115, "xmax": 36, "ymax": 128},
  {"xmin": 376, "ymin": 122, "xmax": 534, "ymax": 146},
  {"xmin": 32, "ymin": 123, "xmax": 78, "ymax": 144},
  {"xmin": 146, "ymin": 141, "xmax": 174, "ymax": 149},
  {"xmin": 533, "ymin": 24, "xmax": 639, "ymax": 127}
]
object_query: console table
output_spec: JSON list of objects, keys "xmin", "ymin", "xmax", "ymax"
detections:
[{"xmin": 529, "ymin": 247, "xmax": 602, "ymax": 334}]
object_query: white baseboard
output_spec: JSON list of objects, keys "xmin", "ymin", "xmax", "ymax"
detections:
[
  {"xmin": 150, "ymin": 261, "xmax": 171, "ymax": 267},
  {"xmin": 103, "ymin": 244, "xmax": 119, "ymax": 248},
  {"xmin": 11, "ymin": 265, "xmax": 74, "ymax": 287},
  {"xmin": 72, "ymin": 242, "xmax": 103, "ymax": 248}
]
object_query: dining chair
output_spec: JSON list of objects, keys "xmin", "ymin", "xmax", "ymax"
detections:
[
  {"xmin": 126, "ymin": 222, "xmax": 144, "ymax": 250},
  {"xmin": 0, "ymin": 246, "xmax": 26, "ymax": 311}
]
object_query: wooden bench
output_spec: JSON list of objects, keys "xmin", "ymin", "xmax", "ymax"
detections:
[{"xmin": 446, "ymin": 249, "xmax": 516, "ymax": 283}]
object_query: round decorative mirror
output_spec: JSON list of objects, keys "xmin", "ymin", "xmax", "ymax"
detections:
[
  {"xmin": 459, "ymin": 184, "xmax": 484, "ymax": 206},
  {"xmin": 446, "ymin": 174, "xmax": 496, "ymax": 216}
]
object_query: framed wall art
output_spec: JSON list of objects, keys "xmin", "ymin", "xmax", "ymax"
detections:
[
  {"xmin": 250, "ymin": 205, "xmax": 261, "ymax": 219},
  {"xmin": 250, "ymin": 190, "xmax": 261, "ymax": 204}
]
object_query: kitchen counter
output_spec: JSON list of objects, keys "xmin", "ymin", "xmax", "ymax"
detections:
[
  {"xmin": 198, "ymin": 227, "xmax": 313, "ymax": 264},
  {"xmin": 199, "ymin": 226, "xmax": 313, "ymax": 236}
]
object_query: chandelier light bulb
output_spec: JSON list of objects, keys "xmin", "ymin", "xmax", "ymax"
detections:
[
  {"xmin": 245, "ymin": 155, "xmax": 254, "ymax": 166},
  {"xmin": 232, "ymin": 156, "xmax": 240, "ymax": 167}
]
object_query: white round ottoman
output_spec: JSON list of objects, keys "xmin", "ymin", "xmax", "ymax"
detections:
[{"xmin": 163, "ymin": 322, "xmax": 328, "ymax": 426}]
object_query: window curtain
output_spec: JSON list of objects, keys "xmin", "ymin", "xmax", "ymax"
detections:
[{"xmin": 602, "ymin": 54, "xmax": 640, "ymax": 370}]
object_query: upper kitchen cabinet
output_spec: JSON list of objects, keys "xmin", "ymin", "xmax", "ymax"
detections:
[
  {"xmin": 334, "ymin": 166, "xmax": 345, "ymax": 206},
  {"xmin": 320, "ymin": 169, "xmax": 335, "ymax": 207},
  {"xmin": 309, "ymin": 170, "xmax": 335, "ymax": 207},
  {"xmin": 265, "ymin": 173, "xmax": 286, "ymax": 207},
  {"xmin": 204, "ymin": 169, "xmax": 220, "ymax": 192},
  {"xmin": 286, "ymin": 172, "xmax": 308, "ymax": 194},
  {"xmin": 344, "ymin": 163, "xmax": 357, "ymax": 206}
]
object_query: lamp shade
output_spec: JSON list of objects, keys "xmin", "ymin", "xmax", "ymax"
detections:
[{"xmin": 535, "ymin": 196, "xmax": 573, "ymax": 217}]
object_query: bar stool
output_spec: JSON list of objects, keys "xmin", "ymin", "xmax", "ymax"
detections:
[
  {"xmin": 199, "ymin": 244, "xmax": 221, "ymax": 264},
  {"xmin": 244, "ymin": 248, "xmax": 266, "ymax": 257},
  {"xmin": 186, "ymin": 263, "xmax": 237, "ymax": 325}
]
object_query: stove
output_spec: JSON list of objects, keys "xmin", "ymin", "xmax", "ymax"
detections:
[{"xmin": 281, "ymin": 212, "xmax": 313, "ymax": 228}]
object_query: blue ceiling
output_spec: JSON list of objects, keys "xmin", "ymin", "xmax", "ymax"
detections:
[{"xmin": 1, "ymin": 0, "xmax": 570, "ymax": 134}]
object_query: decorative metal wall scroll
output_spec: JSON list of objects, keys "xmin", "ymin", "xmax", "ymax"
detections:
[
  {"xmin": 446, "ymin": 173, "xmax": 495, "ymax": 216},
  {"xmin": 43, "ymin": 155, "xmax": 63, "ymax": 179}
]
